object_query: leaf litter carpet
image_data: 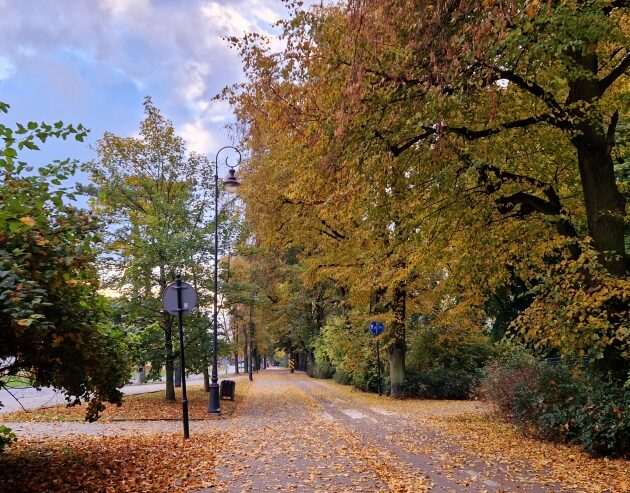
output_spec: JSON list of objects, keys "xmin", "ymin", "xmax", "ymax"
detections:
[{"xmin": 1, "ymin": 370, "xmax": 629, "ymax": 492}]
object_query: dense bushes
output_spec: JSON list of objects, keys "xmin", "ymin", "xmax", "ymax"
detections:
[
  {"xmin": 308, "ymin": 354, "xmax": 335, "ymax": 379},
  {"xmin": 405, "ymin": 326, "xmax": 495, "ymax": 399},
  {"xmin": 479, "ymin": 349, "xmax": 630, "ymax": 456},
  {"xmin": 312, "ymin": 315, "xmax": 492, "ymax": 398},
  {"xmin": 312, "ymin": 315, "xmax": 387, "ymax": 391}
]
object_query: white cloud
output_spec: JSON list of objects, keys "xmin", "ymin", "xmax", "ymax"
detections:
[
  {"xmin": 0, "ymin": 0, "xmax": 292, "ymax": 155},
  {"xmin": 0, "ymin": 55, "xmax": 15, "ymax": 80},
  {"xmin": 100, "ymin": 0, "xmax": 150, "ymax": 16},
  {"xmin": 201, "ymin": 2, "xmax": 258, "ymax": 37},
  {"xmin": 250, "ymin": 1, "xmax": 282, "ymax": 24},
  {"xmin": 179, "ymin": 118, "xmax": 220, "ymax": 155},
  {"xmin": 178, "ymin": 62, "xmax": 211, "ymax": 102}
]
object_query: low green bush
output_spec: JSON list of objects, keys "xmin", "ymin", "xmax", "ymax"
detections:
[
  {"xmin": 572, "ymin": 379, "xmax": 630, "ymax": 456},
  {"xmin": 405, "ymin": 366, "xmax": 483, "ymax": 399},
  {"xmin": 0, "ymin": 425, "xmax": 16, "ymax": 454},
  {"xmin": 332, "ymin": 368, "xmax": 352, "ymax": 385},
  {"xmin": 405, "ymin": 325, "xmax": 494, "ymax": 399},
  {"xmin": 510, "ymin": 363, "xmax": 585, "ymax": 442},
  {"xmin": 480, "ymin": 349, "xmax": 630, "ymax": 456},
  {"xmin": 309, "ymin": 358, "xmax": 335, "ymax": 379},
  {"xmin": 350, "ymin": 351, "xmax": 389, "ymax": 394}
]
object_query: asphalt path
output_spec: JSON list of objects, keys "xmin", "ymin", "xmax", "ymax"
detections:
[{"xmin": 0, "ymin": 373, "xmax": 218, "ymax": 414}]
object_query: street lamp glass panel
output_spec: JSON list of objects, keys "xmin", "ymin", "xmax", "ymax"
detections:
[{"xmin": 223, "ymin": 169, "xmax": 240, "ymax": 193}]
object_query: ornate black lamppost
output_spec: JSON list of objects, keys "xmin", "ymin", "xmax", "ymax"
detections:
[{"xmin": 208, "ymin": 146, "xmax": 241, "ymax": 414}]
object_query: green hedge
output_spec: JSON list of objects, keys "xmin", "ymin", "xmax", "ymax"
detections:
[
  {"xmin": 405, "ymin": 326, "xmax": 494, "ymax": 399},
  {"xmin": 480, "ymin": 351, "xmax": 630, "ymax": 456}
]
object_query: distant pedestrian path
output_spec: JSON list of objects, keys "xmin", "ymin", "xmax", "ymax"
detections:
[{"xmin": 0, "ymin": 373, "xmax": 213, "ymax": 414}]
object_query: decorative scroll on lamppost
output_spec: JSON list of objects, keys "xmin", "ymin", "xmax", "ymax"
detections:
[
  {"xmin": 163, "ymin": 274, "xmax": 197, "ymax": 438},
  {"xmin": 208, "ymin": 146, "xmax": 241, "ymax": 414}
]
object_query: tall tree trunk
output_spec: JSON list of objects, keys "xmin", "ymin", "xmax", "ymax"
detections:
[
  {"xmin": 243, "ymin": 330, "xmax": 249, "ymax": 374},
  {"xmin": 203, "ymin": 362, "xmax": 210, "ymax": 392},
  {"xmin": 234, "ymin": 351, "xmax": 239, "ymax": 374},
  {"xmin": 159, "ymin": 263, "xmax": 176, "ymax": 402},
  {"xmin": 388, "ymin": 284, "xmax": 406, "ymax": 399},
  {"xmin": 164, "ymin": 319, "xmax": 176, "ymax": 401},
  {"xmin": 573, "ymin": 134, "xmax": 627, "ymax": 275},
  {"xmin": 568, "ymin": 51, "xmax": 627, "ymax": 276}
]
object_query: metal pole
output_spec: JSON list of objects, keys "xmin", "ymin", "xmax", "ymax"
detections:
[
  {"xmin": 208, "ymin": 153, "xmax": 221, "ymax": 414},
  {"xmin": 376, "ymin": 338, "xmax": 382, "ymax": 396},
  {"xmin": 248, "ymin": 304, "xmax": 253, "ymax": 382},
  {"xmin": 176, "ymin": 274, "xmax": 190, "ymax": 438}
]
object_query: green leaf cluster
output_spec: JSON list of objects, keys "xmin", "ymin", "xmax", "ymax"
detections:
[{"xmin": 0, "ymin": 103, "xmax": 129, "ymax": 420}]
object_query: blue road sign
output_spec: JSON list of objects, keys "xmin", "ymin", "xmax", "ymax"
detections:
[{"xmin": 369, "ymin": 321, "xmax": 384, "ymax": 336}]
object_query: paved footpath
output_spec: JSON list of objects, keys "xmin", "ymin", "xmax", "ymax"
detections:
[
  {"xmin": 203, "ymin": 369, "xmax": 566, "ymax": 493},
  {"xmin": 7, "ymin": 369, "xmax": 620, "ymax": 492},
  {"xmin": 0, "ymin": 373, "xmax": 218, "ymax": 414}
]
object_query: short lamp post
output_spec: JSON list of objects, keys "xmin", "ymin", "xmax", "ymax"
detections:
[{"xmin": 208, "ymin": 146, "xmax": 241, "ymax": 414}]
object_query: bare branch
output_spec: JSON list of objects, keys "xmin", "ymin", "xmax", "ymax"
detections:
[
  {"xmin": 607, "ymin": 110, "xmax": 619, "ymax": 154},
  {"xmin": 600, "ymin": 51, "xmax": 630, "ymax": 93}
]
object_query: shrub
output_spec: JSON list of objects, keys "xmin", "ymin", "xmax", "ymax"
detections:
[
  {"xmin": 477, "ymin": 348, "xmax": 543, "ymax": 415},
  {"xmin": 406, "ymin": 325, "xmax": 494, "ymax": 399},
  {"xmin": 406, "ymin": 366, "xmax": 483, "ymax": 399},
  {"xmin": 479, "ymin": 349, "xmax": 630, "ymax": 456},
  {"xmin": 309, "ymin": 357, "xmax": 335, "ymax": 379},
  {"xmin": 510, "ymin": 363, "xmax": 585, "ymax": 442},
  {"xmin": 0, "ymin": 425, "xmax": 16, "ymax": 454},
  {"xmin": 350, "ymin": 347, "xmax": 389, "ymax": 394},
  {"xmin": 333, "ymin": 368, "xmax": 352, "ymax": 385},
  {"xmin": 573, "ymin": 379, "xmax": 630, "ymax": 456}
]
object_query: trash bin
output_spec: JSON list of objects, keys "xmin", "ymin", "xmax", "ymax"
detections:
[{"xmin": 220, "ymin": 379, "xmax": 236, "ymax": 401}]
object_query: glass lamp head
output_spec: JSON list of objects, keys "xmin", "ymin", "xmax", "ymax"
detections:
[{"xmin": 223, "ymin": 168, "xmax": 240, "ymax": 193}]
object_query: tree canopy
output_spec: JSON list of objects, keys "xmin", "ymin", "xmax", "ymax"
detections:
[
  {"xmin": 0, "ymin": 102, "xmax": 129, "ymax": 420},
  {"xmin": 87, "ymin": 97, "xmax": 217, "ymax": 400},
  {"xmin": 223, "ymin": 0, "xmax": 630, "ymax": 391}
]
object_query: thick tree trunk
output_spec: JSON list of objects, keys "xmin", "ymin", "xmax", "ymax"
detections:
[
  {"xmin": 573, "ymin": 136, "xmax": 627, "ymax": 275},
  {"xmin": 234, "ymin": 351, "xmax": 239, "ymax": 374},
  {"xmin": 568, "ymin": 51, "xmax": 627, "ymax": 276},
  {"xmin": 388, "ymin": 284, "xmax": 406, "ymax": 398},
  {"xmin": 388, "ymin": 340, "xmax": 405, "ymax": 398}
]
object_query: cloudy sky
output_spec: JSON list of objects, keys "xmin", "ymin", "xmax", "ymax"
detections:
[{"xmin": 0, "ymin": 0, "xmax": 295, "ymax": 172}]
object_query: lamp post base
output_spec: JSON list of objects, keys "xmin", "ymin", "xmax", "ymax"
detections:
[{"xmin": 208, "ymin": 382, "xmax": 221, "ymax": 413}]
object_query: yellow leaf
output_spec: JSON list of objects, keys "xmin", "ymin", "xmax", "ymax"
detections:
[{"xmin": 19, "ymin": 216, "xmax": 37, "ymax": 227}]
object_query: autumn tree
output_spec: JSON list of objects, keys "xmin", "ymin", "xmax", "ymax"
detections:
[
  {"xmin": 225, "ymin": 0, "xmax": 629, "ymax": 384},
  {"xmin": 0, "ymin": 102, "xmax": 129, "ymax": 420},
  {"xmin": 87, "ymin": 98, "xmax": 215, "ymax": 401}
]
